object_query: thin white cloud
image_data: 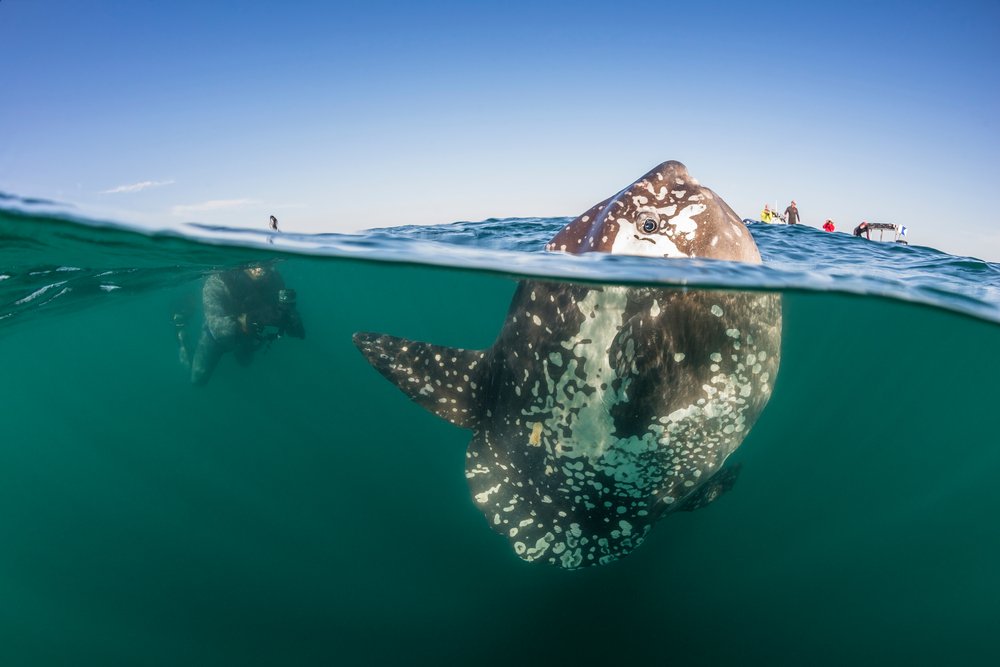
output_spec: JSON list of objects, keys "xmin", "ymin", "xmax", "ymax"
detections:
[
  {"xmin": 100, "ymin": 179, "xmax": 175, "ymax": 195},
  {"xmin": 171, "ymin": 198, "xmax": 260, "ymax": 215}
]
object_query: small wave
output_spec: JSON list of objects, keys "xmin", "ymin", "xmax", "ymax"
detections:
[{"xmin": 14, "ymin": 281, "xmax": 69, "ymax": 306}]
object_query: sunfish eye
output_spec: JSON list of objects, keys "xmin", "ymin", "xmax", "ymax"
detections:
[{"xmin": 639, "ymin": 218, "xmax": 658, "ymax": 233}]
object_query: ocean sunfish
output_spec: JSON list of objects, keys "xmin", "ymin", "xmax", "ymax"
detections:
[{"xmin": 354, "ymin": 161, "xmax": 781, "ymax": 568}]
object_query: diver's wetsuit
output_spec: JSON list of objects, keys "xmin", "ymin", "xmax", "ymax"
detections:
[
  {"xmin": 853, "ymin": 224, "xmax": 870, "ymax": 239},
  {"xmin": 784, "ymin": 204, "xmax": 800, "ymax": 225},
  {"xmin": 189, "ymin": 267, "xmax": 305, "ymax": 386}
]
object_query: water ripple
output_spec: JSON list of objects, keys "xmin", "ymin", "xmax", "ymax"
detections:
[{"xmin": 3, "ymin": 205, "xmax": 1000, "ymax": 326}]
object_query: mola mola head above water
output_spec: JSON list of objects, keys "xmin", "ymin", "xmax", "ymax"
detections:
[
  {"xmin": 354, "ymin": 161, "xmax": 780, "ymax": 569},
  {"xmin": 546, "ymin": 160, "xmax": 761, "ymax": 263}
]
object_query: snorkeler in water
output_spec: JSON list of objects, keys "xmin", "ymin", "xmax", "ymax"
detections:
[{"xmin": 176, "ymin": 264, "xmax": 305, "ymax": 386}]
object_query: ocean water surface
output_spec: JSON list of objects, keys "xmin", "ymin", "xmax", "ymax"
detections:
[{"xmin": 2, "ymin": 200, "xmax": 1000, "ymax": 665}]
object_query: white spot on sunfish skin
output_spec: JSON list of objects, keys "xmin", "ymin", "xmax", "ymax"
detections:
[
  {"xmin": 639, "ymin": 203, "xmax": 677, "ymax": 218},
  {"xmin": 611, "ymin": 225, "xmax": 686, "ymax": 258},
  {"xmin": 650, "ymin": 185, "xmax": 669, "ymax": 200},
  {"xmin": 475, "ymin": 484, "xmax": 501, "ymax": 504},
  {"xmin": 673, "ymin": 353, "xmax": 685, "ymax": 362},
  {"xmin": 528, "ymin": 422, "xmax": 543, "ymax": 447},
  {"xmin": 670, "ymin": 203, "xmax": 707, "ymax": 237},
  {"xmin": 711, "ymin": 305, "xmax": 724, "ymax": 317}
]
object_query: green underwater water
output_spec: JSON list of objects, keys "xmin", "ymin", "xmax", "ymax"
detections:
[{"xmin": 1, "ymin": 249, "xmax": 1000, "ymax": 666}]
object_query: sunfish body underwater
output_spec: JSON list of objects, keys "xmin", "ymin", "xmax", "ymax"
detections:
[{"xmin": 354, "ymin": 161, "xmax": 781, "ymax": 569}]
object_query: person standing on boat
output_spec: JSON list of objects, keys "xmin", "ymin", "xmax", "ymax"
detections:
[
  {"xmin": 761, "ymin": 204, "xmax": 774, "ymax": 223},
  {"xmin": 268, "ymin": 215, "xmax": 279, "ymax": 245},
  {"xmin": 784, "ymin": 200, "xmax": 800, "ymax": 225},
  {"xmin": 822, "ymin": 219, "xmax": 835, "ymax": 232},
  {"xmin": 853, "ymin": 221, "xmax": 871, "ymax": 239}
]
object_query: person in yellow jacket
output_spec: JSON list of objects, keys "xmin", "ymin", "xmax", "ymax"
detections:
[{"xmin": 761, "ymin": 204, "xmax": 774, "ymax": 223}]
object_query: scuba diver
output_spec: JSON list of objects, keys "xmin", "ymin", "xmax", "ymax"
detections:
[
  {"xmin": 853, "ymin": 221, "xmax": 871, "ymax": 239},
  {"xmin": 176, "ymin": 264, "xmax": 305, "ymax": 386}
]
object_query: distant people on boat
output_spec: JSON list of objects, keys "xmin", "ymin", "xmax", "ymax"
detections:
[
  {"xmin": 853, "ymin": 221, "xmax": 871, "ymax": 239},
  {"xmin": 761, "ymin": 204, "xmax": 775, "ymax": 224},
  {"xmin": 176, "ymin": 263, "xmax": 306, "ymax": 386},
  {"xmin": 822, "ymin": 219, "xmax": 835, "ymax": 232},
  {"xmin": 784, "ymin": 200, "xmax": 800, "ymax": 225}
]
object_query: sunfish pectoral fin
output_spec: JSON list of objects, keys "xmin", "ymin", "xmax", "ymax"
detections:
[
  {"xmin": 678, "ymin": 463, "xmax": 742, "ymax": 512},
  {"xmin": 352, "ymin": 331, "xmax": 488, "ymax": 429}
]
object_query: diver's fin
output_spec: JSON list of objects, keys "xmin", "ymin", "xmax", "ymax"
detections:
[
  {"xmin": 173, "ymin": 313, "xmax": 191, "ymax": 368},
  {"xmin": 353, "ymin": 332, "xmax": 489, "ymax": 429},
  {"xmin": 679, "ymin": 463, "xmax": 742, "ymax": 512}
]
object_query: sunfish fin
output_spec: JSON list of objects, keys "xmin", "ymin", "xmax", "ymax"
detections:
[
  {"xmin": 679, "ymin": 463, "xmax": 742, "ymax": 512},
  {"xmin": 353, "ymin": 332, "xmax": 488, "ymax": 429}
]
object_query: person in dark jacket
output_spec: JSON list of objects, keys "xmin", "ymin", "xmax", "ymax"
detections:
[
  {"xmin": 784, "ymin": 200, "xmax": 800, "ymax": 225},
  {"xmin": 178, "ymin": 264, "xmax": 305, "ymax": 386}
]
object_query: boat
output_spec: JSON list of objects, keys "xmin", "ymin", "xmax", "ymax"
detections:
[{"xmin": 862, "ymin": 223, "xmax": 909, "ymax": 245}]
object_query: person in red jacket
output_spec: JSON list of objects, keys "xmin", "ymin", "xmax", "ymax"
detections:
[{"xmin": 822, "ymin": 219, "xmax": 835, "ymax": 232}]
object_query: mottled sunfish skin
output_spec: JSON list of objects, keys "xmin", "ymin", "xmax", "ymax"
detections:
[
  {"xmin": 354, "ymin": 161, "xmax": 781, "ymax": 569},
  {"xmin": 546, "ymin": 160, "xmax": 761, "ymax": 263}
]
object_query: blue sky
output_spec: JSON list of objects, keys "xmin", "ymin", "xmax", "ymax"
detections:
[{"xmin": 2, "ymin": 0, "xmax": 999, "ymax": 260}]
